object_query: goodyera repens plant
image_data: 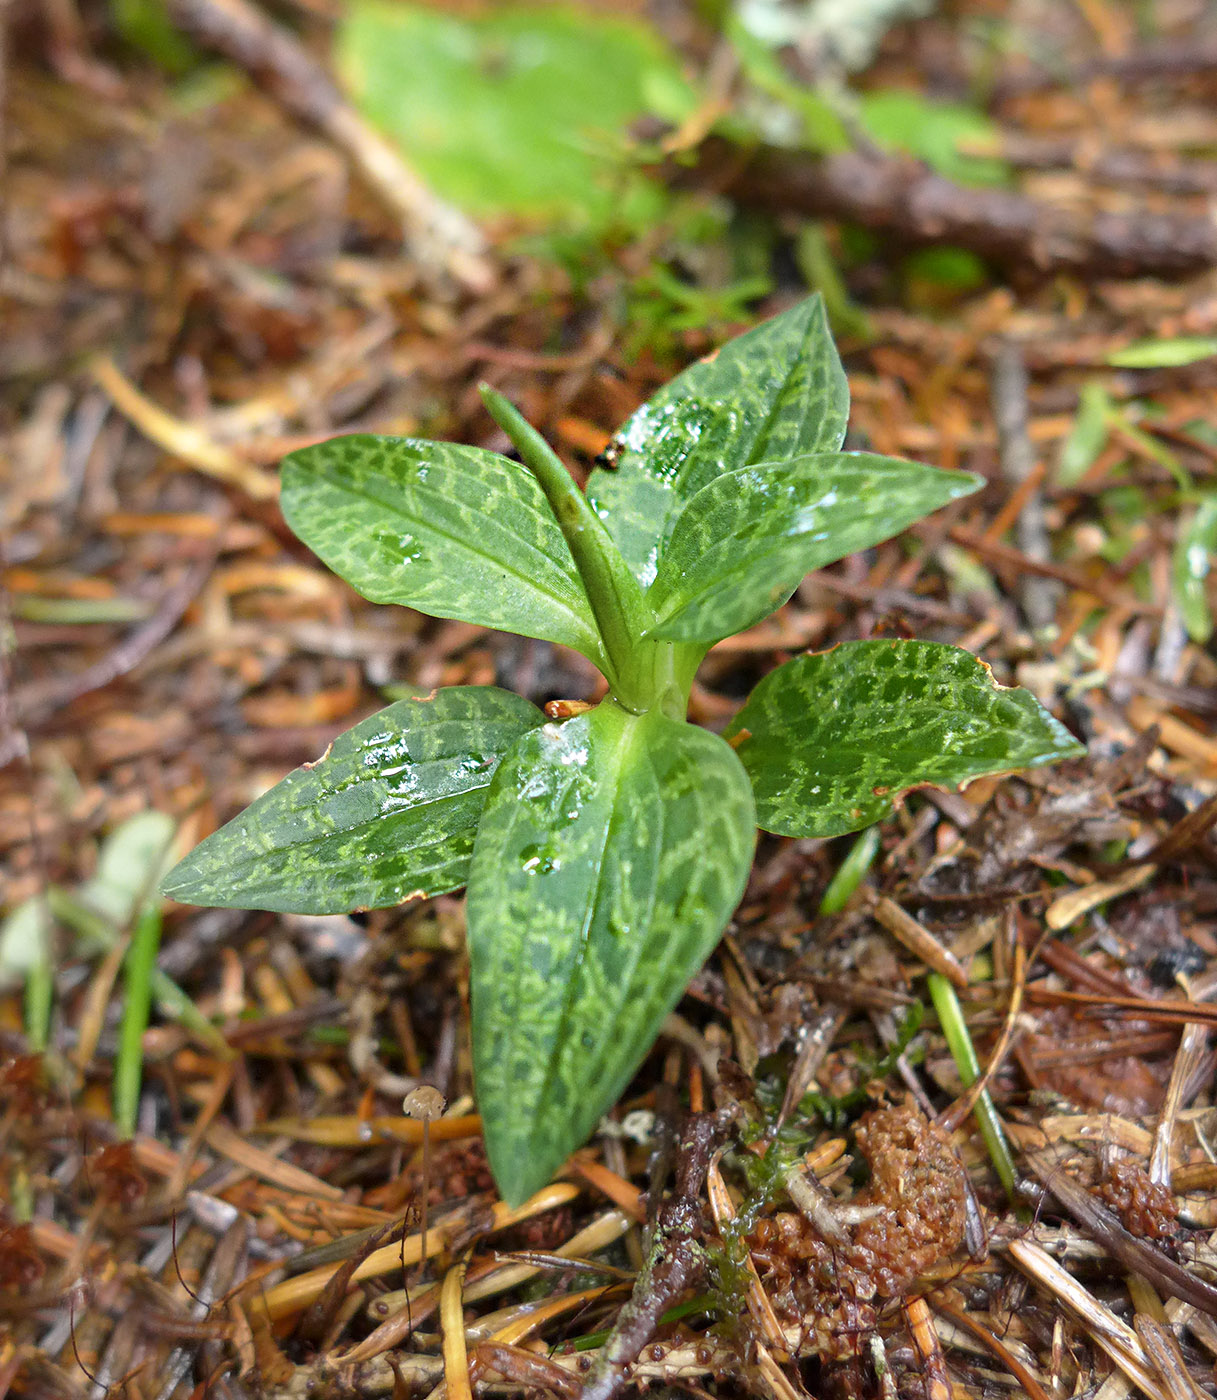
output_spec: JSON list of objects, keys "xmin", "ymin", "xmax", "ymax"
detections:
[{"xmin": 164, "ymin": 296, "xmax": 1083, "ymax": 1204}]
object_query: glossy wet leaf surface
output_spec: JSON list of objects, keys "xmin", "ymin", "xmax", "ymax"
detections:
[
  {"xmin": 647, "ymin": 454, "xmax": 981, "ymax": 642},
  {"xmin": 587, "ymin": 295, "xmax": 849, "ymax": 587},
  {"xmin": 162, "ymin": 688, "xmax": 544, "ymax": 913},
  {"xmin": 725, "ymin": 642, "xmax": 1085, "ymax": 838},
  {"xmin": 281, "ymin": 436, "xmax": 607, "ymax": 668},
  {"xmin": 466, "ymin": 700, "xmax": 755, "ymax": 1204}
]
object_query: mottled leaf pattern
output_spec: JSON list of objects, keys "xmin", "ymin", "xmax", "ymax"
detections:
[
  {"xmin": 466, "ymin": 700, "xmax": 756, "ymax": 1205},
  {"xmin": 165, "ymin": 293, "xmax": 1089, "ymax": 1211},
  {"xmin": 162, "ymin": 688, "xmax": 544, "ymax": 914},
  {"xmin": 587, "ymin": 295, "xmax": 849, "ymax": 586},
  {"xmin": 281, "ymin": 436, "xmax": 607, "ymax": 667},
  {"xmin": 725, "ymin": 642, "xmax": 1085, "ymax": 838},
  {"xmin": 647, "ymin": 455, "xmax": 981, "ymax": 642}
]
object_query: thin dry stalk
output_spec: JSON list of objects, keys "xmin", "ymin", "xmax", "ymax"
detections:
[
  {"xmin": 869, "ymin": 896, "xmax": 969, "ymax": 989},
  {"xmin": 1008, "ymin": 1238, "xmax": 1157, "ymax": 1391},
  {"xmin": 436, "ymin": 1259, "xmax": 471, "ymax": 1400}
]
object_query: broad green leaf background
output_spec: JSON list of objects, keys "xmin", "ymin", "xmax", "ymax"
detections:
[
  {"xmin": 79, "ymin": 810, "xmax": 177, "ymax": 926},
  {"xmin": 281, "ymin": 436, "xmax": 607, "ymax": 669},
  {"xmin": 466, "ymin": 701, "xmax": 756, "ymax": 1205},
  {"xmin": 162, "ymin": 688, "xmax": 543, "ymax": 914},
  {"xmin": 337, "ymin": 4, "xmax": 693, "ymax": 227},
  {"xmin": 725, "ymin": 642, "xmax": 1085, "ymax": 837},
  {"xmin": 647, "ymin": 454, "xmax": 982, "ymax": 642},
  {"xmin": 587, "ymin": 295, "xmax": 849, "ymax": 587}
]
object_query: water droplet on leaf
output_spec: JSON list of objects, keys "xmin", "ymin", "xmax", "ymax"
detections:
[{"xmin": 520, "ymin": 842, "xmax": 561, "ymax": 875}]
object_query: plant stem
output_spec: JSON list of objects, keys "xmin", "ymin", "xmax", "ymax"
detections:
[
  {"xmin": 479, "ymin": 385, "xmax": 664, "ymax": 713},
  {"xmin": 819, "ymin": 826, "xmax": 880, "ymax": 915},
  {"xmin": 115, "ymin": 902, "xmax": 163, "ymax": 1137},
  {"xmin": 927, "ymin": 971, "xmax": 1017, "ymax": 1199},
  {"xmin": 23, "ymin": 897, "xmax": 53, "ymax": 1052}
]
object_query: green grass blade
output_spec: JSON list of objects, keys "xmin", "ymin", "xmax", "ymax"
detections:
[
  {"xmin": 819, "ymin": 826, "xmax": 881, "ymax": 915},
  {"xmin": 927, "ymin": 971, "xmax": 1016, "ymax": 1198},
  {"xmin": 115, "ymin": 902, "xmax": 163, "ymax": 1137}
]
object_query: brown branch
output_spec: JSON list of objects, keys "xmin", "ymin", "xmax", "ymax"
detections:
[
  {"xmin": 670, "ymin": 137, "xmax": 1217, "ymax": 281},
  {"xmin": 165, "ymin": 0, "xmax": 491, "ymax": 291},
  {"xmin": 995, "ymin": 134, "xmax": 1217, "ymax": 197},
  {"xmin": 995, "ymin": 41, "xmax": 1217, "ymax": 97}
]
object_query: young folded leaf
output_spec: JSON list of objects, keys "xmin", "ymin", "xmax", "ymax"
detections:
[
  {"xmin": 725, "ymin": 641, "xmax": 1085, "ymax": 838},
  {"xmin": 281, "ymin": 437, "xmax": 608, "ymax": 670},
  {"xmin": 587, "ymin": 294, "xmax": 848, "ymax": 586},
  {"xmin": 162, "ymin": 688, "xmax": 544, "ymax": 913},
  {"xmin": 646, "ymin": 455, "xmax": 982, "ymax": 643},
  {"xmin": 466, "ymin": 701, "xmax": 755, "ymax": 1205}
]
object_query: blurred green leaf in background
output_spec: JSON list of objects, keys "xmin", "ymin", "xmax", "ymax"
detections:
[
  {"xmin": 1108, "ymin": 336, "xmax": 1217, "ymax": 369},
  {"xmin": 857, "ymin": 89, "xmax": 1010, "ymax": 186},
  {"xmin": 337, "ymin": 4, "xmax": 696, "ymax": 232}
]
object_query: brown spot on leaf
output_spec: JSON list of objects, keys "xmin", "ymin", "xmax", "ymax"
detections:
[
  {"xmin": 303, "ymin": 741, "xmax": 334, "ymax": 769},
  {"xmin": 545, "ymin": 699, "xmax": 594, "ymax": 720}
]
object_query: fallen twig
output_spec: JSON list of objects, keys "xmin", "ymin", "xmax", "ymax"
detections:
[
  {"xmin": 672, "ymin": 138, "xmax": 1217, "ymax": 280},
  {"xmin": 990, "ymin": 342, "xmax": 1059, "ymax": 632},
  {"xmin": 437, "ymin": 1259, "xmax": 472, "ymax": 1400},
  {"xmin": 1, "ymin": 548, "xmax": 218, "ymax": 768},
  {"xmin": 165, "ymin": 0, "xmax": 492, "ymax": 292},
  {"xmin": 92, "ymin": 355, "xmax": 277, "ymax": 501},
  {"xmin": 1007, "ymin": 1236, "xmax": 1159, "ymax": 1393}
]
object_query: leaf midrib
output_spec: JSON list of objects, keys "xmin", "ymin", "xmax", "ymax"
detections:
[
  {"xmin": 738, "ymin": 313, "xmax": 814, "ymax": 475},
  {"xmin": 649, "ymin": 336, "xmax": 819, "ymax": 603},
  {"xmin": 228, "ymin": 782, "xmax": 491, "ymax": 863},
  {"xmin": 530, "ymin": 709, "xmax": 642, "ymax": 1146}
]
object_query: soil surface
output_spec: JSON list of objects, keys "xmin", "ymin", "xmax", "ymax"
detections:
[{"xmin": 4, "ymin": 2, "xmax": 1217, "ymax": 1397}]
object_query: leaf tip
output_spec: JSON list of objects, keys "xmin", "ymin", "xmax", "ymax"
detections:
[
  {"xmin": 159, "ymin": 857, "xmax": 201, "ymax": 906},
  {"xmin": 477, "ymin": 381, "xmax": 506, "ymax": 418},
  {"xmin": 485, "ymin": 1148, "xmax": 555, "ymax": 1211}
]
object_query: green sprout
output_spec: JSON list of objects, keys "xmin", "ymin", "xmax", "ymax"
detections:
[{"xmin": 163, "ymin": 296, "xmax": 1083, "ymax": 1204}]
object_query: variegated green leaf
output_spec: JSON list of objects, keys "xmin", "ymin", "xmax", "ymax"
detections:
[
  {"xmin": 647, "ymin": 455, "xmax": 981, "ymax": 642},
  {"xmin": 162, "ymin": 688, "xmax": 543, "ymax": 914},
  {"xmin": 587, "ymin": 294, "xmax": 848, "ymax": 586},
  {"xmin": 467, "ymin": 700, "xmax": 756, "ymax": 1205},
  {"xmin": 281, "ymin": 437, "xmax": 607, "ymax": 668},
  {"xmin": 725, "ymin": 642, "xmax": 1084, "ymax": 838}
]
